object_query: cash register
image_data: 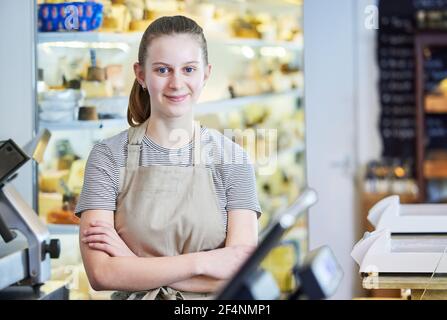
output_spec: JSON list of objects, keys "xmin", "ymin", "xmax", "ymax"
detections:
[
  {"xmin": 0, "ymin": 131, "xmax": 66, "ymax": 299},
  {"xmin": 217, "ymin": 189, "xmax": 344, "ymax": 300}
]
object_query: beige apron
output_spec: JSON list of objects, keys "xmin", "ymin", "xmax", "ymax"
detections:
[{"xmin": 112, "ymin": 119, "xmax": 226, "ymax": 300}]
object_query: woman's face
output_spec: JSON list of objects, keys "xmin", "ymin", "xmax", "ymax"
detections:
[{"xmin": 135, "ymin": 33, "xmax": 211, "ymax": 119}]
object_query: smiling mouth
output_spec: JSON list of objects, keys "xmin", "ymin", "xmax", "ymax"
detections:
[{"xmin": 164, "ymin": 94, "xmax": 189, "ymax": 102}]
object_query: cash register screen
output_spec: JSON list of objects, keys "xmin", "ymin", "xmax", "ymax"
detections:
[{"xmin": 311, "ymin": 247, "xmax": 344, "ymax": 297}]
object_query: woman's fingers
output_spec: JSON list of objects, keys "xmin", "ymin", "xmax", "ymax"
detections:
[
  {"xmin": 82, "ymin": 227, "xmax": 135, "ymax": 257},
  {"xmin": 82, "ymin": 221, "xmax": 136, "ymax": 257},
  {"xmin": 87, "ymin": 242, "xmax": 117, "ymax": 256},
  {"xmin": 84, "ymin": 222, "xmax": 121, "ymax": 241},
  {"xmin": 82, "ymin": 227, "xmax": 121, "ymax": 246},
  {"xmin": 82, "ymin": 234, "xmax": 116, "ymax": 245},
  {"xmin": 86, "ymin": 236, "xmax": 134, "ymax": 257},
  {"xmin": 83, "ymin": 226, "xmax": 118, "ymax": 240}
]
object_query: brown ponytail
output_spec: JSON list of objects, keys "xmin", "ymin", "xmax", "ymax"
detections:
[
  {"xmin": 127, "ymin": 15, "xmax": 209, "ymax": 127},
  {"xmin": 127, "ymin": 79, "xmax": 150, "ymax": 127}
]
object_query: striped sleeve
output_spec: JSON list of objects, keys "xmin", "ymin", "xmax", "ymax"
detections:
[
  {"xmin": 74, "ymin": 143, "xmax": 119, "ymax": 217},
  {"xmin": 222, "ymin": 149, "xmax": 262, "ymax": 218}
]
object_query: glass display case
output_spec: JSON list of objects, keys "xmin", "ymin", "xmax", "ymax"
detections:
[{"xmin": 35, "ymin": 0, "xmax": 306, "ymax": 296}]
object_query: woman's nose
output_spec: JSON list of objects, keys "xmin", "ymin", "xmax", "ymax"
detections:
[{"xmin": 168, "ymin": 72, "xmax": 183, "ymax": 90}]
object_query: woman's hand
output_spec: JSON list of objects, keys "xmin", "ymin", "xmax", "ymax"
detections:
[
  {"xmin": 197, "ymin": 245, "xmax": 256, "ymax": 280},
  {"xmin": 81, "ymin": 220, "xmax": 137, "ymax": 257}
]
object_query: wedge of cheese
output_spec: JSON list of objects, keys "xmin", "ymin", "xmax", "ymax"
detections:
[{"xmin": 67, "ymin": 159, "xmax": 87, "ymax": 195}]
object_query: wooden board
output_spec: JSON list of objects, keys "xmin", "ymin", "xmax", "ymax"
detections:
[
  {"xmin": 363, "ymin": 275, "xmax": 447, "ymax": 290},
  {"xmin": 362, "ymin": 275, "xmax": 447, "ymax": 300}
]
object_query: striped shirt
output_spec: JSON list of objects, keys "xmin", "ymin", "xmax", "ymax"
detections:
[{"xmin": 75, "ymin": 126, "xmax": 262, "ymax": 230}]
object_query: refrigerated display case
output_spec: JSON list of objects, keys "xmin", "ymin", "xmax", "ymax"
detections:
[{"xmin": 34, "ymin": 0, "xmax": 306, "ymax": 296}]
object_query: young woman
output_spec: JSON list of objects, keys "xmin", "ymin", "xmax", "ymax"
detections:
[{"xmin": 75, "ymin": 15, "xmax": 262, "ymax": 300}]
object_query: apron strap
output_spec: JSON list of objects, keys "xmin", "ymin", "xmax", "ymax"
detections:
[
  {"xmin": 122, "ymin": 119, "xmax": 150, "ymax": 189},
  {"xmin": 126, "ymin": 118, "xmax": 150, "ymax": 170},
  {"xmin": 192, "ymin": 120, "xmax": 201, "ymax": 167}
]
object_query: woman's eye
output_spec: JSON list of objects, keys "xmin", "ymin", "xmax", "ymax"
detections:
[
  {"xmin": 185, "ymin": 67, "xmax": 195, "ymax": 73},
  {"xmin": 157, "ymin": 67, "xmax": 169, "ymax": 74}
]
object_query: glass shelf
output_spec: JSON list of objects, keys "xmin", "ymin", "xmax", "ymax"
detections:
[
  {"xmin": 38, "ymin": 89, "xmax": 303, "ymax": 131},
  {"xmin": 38, "ymin": 31, "xmax": 144, "ymax": 44},
  {"xmin": 39, "ymin": 118, "xmax": 128, "ymax": 131},
  {"xmin": 38, "ymin": 31, "xmax": 302, "ymax": 51},
  {"xmin": 196, "ymin": 89, "xmax": 302, "ymax": 115}
]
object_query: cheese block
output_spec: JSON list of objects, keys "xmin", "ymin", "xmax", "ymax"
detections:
[
  {"xmin": 75, "ymin": 265, "xmax": 92, "ymax": 300},
  {"xmin": 257, "ymin": 209, "xmax": 270, "ymax": 231},
  {"xmin": 87, "ymin": 67, "xmax": 106, "ymax": 82},
  {"xmin": 39, "ymin": 170, "xmax": 70, "ymax": 193},
  {"xmin": 38, "ymin": 192, "xmax": 63, "ymax": 222},
  {"xmin": 226, "ymin": 111, "xmax": 244, "ymax": 130},
  {"xmin": 243, "ymin": 104, "xmax": 268, "ymax": 126},
  {"xmin": 81, "ymin": 80, "xmax": 113, "ymax": 98},
  {"xmin": 47, "ymin": 207, "xmax": 80, "ymax": 225},
  {"xmin": 78, "ymin": 106, "xmax": 98, "ymax": 121},
  {"xmin": 260, "ymin": 243, "xmax": 299, "ymax": 292},
  {"xmin": 129, "ymin": 19, "xmax": 152, "ymax": 31},
  {"xmin": 266, "ymin": 169, "xmax": 288, "ymax": 196},
  {"xmin": 57, "ymin": 155, "xmax": 76, "ymax": 171},
  {"xmin": 67, "ymin": 159, "xmax": 87, "ymax": 195},
  {"xmin": 101, "ymin": 16, "xmax": 119, "ymax": 30},
  {"xmin": 100, "ymin": 4, "xmax": 130, "ymax": 32}
]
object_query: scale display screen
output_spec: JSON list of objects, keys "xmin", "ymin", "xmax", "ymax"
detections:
[{"xmin": 0, "ymin": 140, "xmax": 29, "ymax": 186}]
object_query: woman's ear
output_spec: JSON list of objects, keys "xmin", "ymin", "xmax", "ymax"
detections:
[
  {"xmin": 203, "ymin": 64, "xmax": 212, "ymax": 86},
  {"xmin": 133, "ymin": 62, "xmax": 146, "ymax": 88}
]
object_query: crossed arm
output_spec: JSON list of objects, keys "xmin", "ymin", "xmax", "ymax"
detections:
[{"xmin": 79, "ymin": 209, "xmax": 258, "ymax": 292}]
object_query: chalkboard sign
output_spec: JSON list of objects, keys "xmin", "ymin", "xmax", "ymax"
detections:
[
  {"xmin": 378, "ymin": 0, "xmax": 415, "ymax": 160},
  {"xmin": 378, "ymin": 0, "xmax": 447, "ymax": 166}
]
